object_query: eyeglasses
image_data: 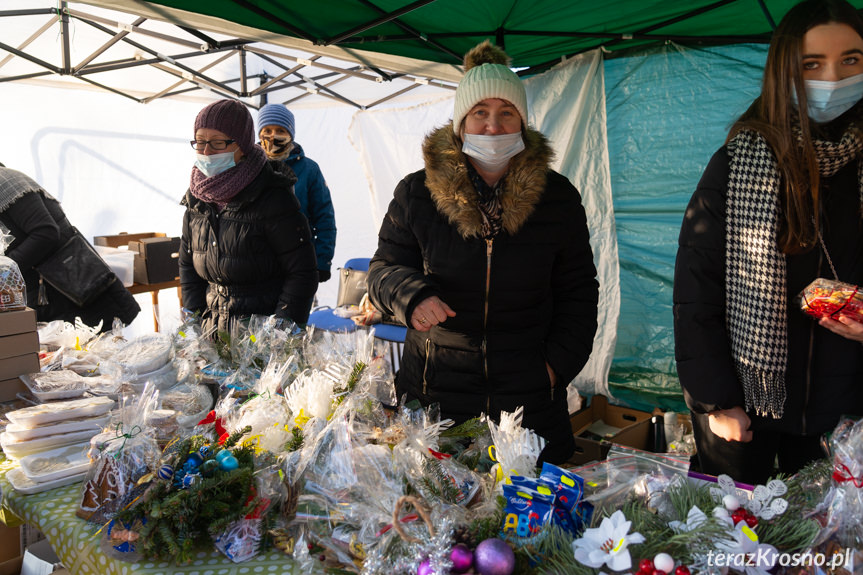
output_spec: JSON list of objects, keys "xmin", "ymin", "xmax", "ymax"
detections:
[{"xmin": 190, "ymin": 139, "xmax": 235, "ymax": 151}]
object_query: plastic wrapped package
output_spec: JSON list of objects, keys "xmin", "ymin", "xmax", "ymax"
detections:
[
  {"xmin": 160, "ymin": 383, "xmax": 214, "ymax": 429},
  {"xmin": 0, "ymin": 255, "xmax": 25, "ymax": 311},
  {"xmin": 572, "ymin": 445, "xmax": 690, "ymax": 517},
  {"xmin": 817, "ymin": 417, "xmax": 863, "ymax": 548},
  {"xmin": 799, "ymin": 278, "xmax": 863, "ymax": 323},
  {"xmin": 0, "ymin": 229, "xmax": 25, "ymax": 311},
  {"xmin": 111, "ymin": 333, "xmax": 173, "ymax": 374},
  {"xmin": 391, "ymin": 405, "xmax": 481, "ymax": 509},
  {"xmin": 212, "ymin": 460, "xmax": 287, "ymax": 563},
  {"xmin": 37, "ymin": 318, "xmax": 102, "ymax": 349},
  {"xmin": 487, "ymin": 407, "xmax": 545, "ymax": 486},
  {"xmin": 6, "ymin": 395, "xmax": 115, "ymax": 428},
  {"xmin": 76, "ymin": 384, "xmax": 161, "ymax": 524}
]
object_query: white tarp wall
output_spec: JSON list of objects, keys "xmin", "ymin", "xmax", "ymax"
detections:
[{"xmin": 0, "ymin": 49, "xmax": 617, "ymax": 398}]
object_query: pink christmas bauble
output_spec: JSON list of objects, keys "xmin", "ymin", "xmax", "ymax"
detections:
[
  {"xmin": 450, "ymin": 543, "xmax": 474, "ymax": 573},
  {"xmin": 417, "ymin": 558, "xmax": 434, "ymax": 575},
  {"xmin": 474, "ymin": 538, "xmax": 515, "ymax": 575}
]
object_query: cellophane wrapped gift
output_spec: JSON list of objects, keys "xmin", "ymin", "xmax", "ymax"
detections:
[
  {"xmin": 77, "ymin": 383, "xmax": 161, "ymax": 524},
  {"xmin": 0, "ymin": 229, "xmax": 26, "ymax": 311},
  {"xmin": 798, "ymin": 278, "xmax": 863, "ymax": 322}
]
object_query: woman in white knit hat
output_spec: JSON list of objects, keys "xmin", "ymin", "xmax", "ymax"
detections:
[{"xmin": 368, "ymin": 41, "xmax": 598, "ymax": 464}]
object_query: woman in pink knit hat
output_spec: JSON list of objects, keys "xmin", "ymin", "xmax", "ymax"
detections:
[{"xmin": 179, "ymin": 98, "xmax": 318, "ymax": 335}]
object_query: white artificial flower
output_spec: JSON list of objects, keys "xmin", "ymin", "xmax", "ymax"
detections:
[
  {"xmin": 716, "ymin": 522, "xmax": 778, "ymax": 575},
  {"xmin": 669, "ymin": 505, "xmax": 708, "ymax": 533},
  {"xmin": 572, "ymin": 510, "xmax": 646, "ymax": 571}
]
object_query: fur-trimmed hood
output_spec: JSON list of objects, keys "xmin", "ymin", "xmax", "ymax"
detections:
[{"xmin": 422, "ymin": 125, "xmax": 554, "ymax": 239}]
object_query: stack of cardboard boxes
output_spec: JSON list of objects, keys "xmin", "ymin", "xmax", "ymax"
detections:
[
  {"xmin": 93, "ymin": 232, "xmax": 180, "ymax": 285},
  {"xmin": 0, "ymin": 307, "xmax": 39, "ymax": 402}
]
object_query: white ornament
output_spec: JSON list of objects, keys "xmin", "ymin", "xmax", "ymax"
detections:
[
  {"xmin": 712, "ymin": 507, "xmax": 730, "ymax": 520},
  {"xmin": 654, "ymin": 552, "xmax": 675, "ymax": 573},
  {"xmin": 722, "ymin": 494, "xmax": 740, "ymax": 511},
  {"xmin": 766, "ymin": 479, "xmax": 787, "ymax": 497}
]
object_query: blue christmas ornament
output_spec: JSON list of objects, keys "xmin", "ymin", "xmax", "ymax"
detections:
[
  {"xmin": 181, "ymin": 472, "xmax": 200, "ymax": 488},
  {"xmin": 215, "ymin": 449, "xmax": 232, "ymax": 463},
  {"xmin": 199, "ymin": 445, "xmax": 212, "ymax": 459},
  {"xmin": 157, "ymin": 464, "xmax": 174, "ymax": 480},
  {"xmin": 218, "ymin": 455, "xmax": 239, "ymax": 471},
  {"xmin": 187, "ymin": 452, "xmax": 204, "ymax": 466}
]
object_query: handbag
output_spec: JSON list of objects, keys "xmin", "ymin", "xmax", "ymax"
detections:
[
  {"xmin": 336, "ymin": 267, "xmax": 368, "ymax": 307},
  {"xmin": 35, "ymin": 228, "xmax": 115, "ymax": 307}
]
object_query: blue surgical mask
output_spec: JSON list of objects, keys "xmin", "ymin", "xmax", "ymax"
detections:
[
  {"xmin": 801, "ymin": 73, "xmax": 863, "ymax": 123},
  {"xmin": 462, "ymin": 132, "xmax": 525, "ymax": 173},
  {"xmin": 195, "ymin": 151, "xmax": 236, "ymax": 177}
]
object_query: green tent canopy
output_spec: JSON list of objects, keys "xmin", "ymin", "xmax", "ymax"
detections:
[{"xmin": 116, "ymin": 0, "xmax": 860, "ymax": 73}]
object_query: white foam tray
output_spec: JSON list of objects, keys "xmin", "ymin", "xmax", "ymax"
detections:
[
  {"xmin": 4, "ymin": 414, "xmax": 111, "ymax": 442},
  {"xmin": 19, "ymin": 442, "xmax": 91, "ymax": 483},
  {"xmin": 1, "ymin": 429, "xmax": 103, "ymax": 460},
  {"xmin": 19, "ymin": 373, "xmax": 87, "ymax": 402},
  {"xmin": 6, "ymin": 466, "xmax": 86, "ymax": 495},
  {"xmin": 5, "ymin": 396, "xmax": 114, "ymax": 428}
]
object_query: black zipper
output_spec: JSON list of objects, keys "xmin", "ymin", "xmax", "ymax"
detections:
[
  {"xmin": 422, "ymin": 337, "xmax": 431, "ymax": 395},
  {"xmin": 483, "ymin": 238, "xmax": 493, "ymax": 414}
]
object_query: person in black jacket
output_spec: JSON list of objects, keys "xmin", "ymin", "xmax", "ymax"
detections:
[
  {"xmin": 0, "ymin": 166, "xmax": 140, "ymax": 330},
  {"xmin": 674, "ymin": 0, "xmax": 863, "ymax": 485},
  {"xmin": 180, "ymin": 99, "xmax": 318, "ymax": 335},
  {"xmin": 368, "ymin": 41, "xmax": 599, "ymax": 465}
]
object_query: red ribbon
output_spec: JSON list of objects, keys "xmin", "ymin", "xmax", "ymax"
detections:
[
  {"xmin": 198, "ymin": 410, "xmax": 228, "ymax": 441},
  {"xmin": 832, "ymin": 462, "xmax": 863, "ymax": 488},
  {"xmin": 428, "ymin": 448, "xmax": 451, "ymax": 460}
]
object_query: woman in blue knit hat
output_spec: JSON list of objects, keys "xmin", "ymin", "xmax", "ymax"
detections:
[
  {"xmin": 367, "ymin": 41, "xmax": 599, "ymax": 465},
  {"xmin": 180, "ymin": 98, "xmax": 318, "ymax": 335},
  {"xmin": 257, "ymin": 104, "xmax": 337, "ymax": 284}
]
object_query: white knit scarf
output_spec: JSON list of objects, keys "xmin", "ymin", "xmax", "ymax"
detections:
[{"xmin": 726, "ymin": 126, "xmax": 863, "ymax": 419}]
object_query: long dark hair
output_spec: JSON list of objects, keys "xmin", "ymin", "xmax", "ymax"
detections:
[{"xmin": 729, "ymin": 0, "xmax": 863, "ymax": 253}]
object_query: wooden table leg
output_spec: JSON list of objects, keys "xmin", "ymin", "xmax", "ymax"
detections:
[{"xmin": 151, "ymin": 290, "xmax": 160, "ymax": 332}]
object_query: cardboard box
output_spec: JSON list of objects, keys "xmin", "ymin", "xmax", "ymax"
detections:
[
  {"xmin": 0, "ymin": 524, "xmax": 21, "ymax": 563},
  {"xmin": 0, "ymin": 354, "xmax": 39, "ymax": 401},
  {"xmin": 129, "ymin": 237, "xmax": 180, "ymax": 284},
  {"xmin": 93, "ymin": 231, "xmax": 165, "ymax": 249},
  {"xmin": 0, "ymin": 331, "xmax": 39, "ymax": 361},
  {"xmin": 567, "ymin": 395, "xmax": 653, "ymax": 465},
  {"xmin": 0, "ymin": 556, "xmax": 22, "ymax": 575},
  {"xmin": 0, "ymin": 307, "xmax": 37, "ymax": 337},
  {"xmin": 21, "ymin": 539, "xmax": 61, "ymax": 575}
]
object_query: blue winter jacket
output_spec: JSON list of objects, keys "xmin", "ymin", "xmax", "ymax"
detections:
[{"xmin": 275, "ymin": 143, "xmax": 336, "ymax": 275}]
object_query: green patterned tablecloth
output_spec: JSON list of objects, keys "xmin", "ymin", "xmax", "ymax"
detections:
[{"xmin": 0, "ymin": 456, "xmax": 302, "ymax": 575}]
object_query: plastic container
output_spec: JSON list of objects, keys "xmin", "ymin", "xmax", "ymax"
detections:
[
  {"xmin": 4, "ymin": 414, "xmax": 111, "ymax": 442},
  {"xmin": 5, "ymin": 396, "xmax": 115, "ymax": 428},
  {"xmin": 6, "ymin": 466, "xmax": 86, "ymax": 495},
  {"xmin": 94, "ymin": 245, "xmax": 134, "ymax": 287},
  {"xmin": 112, "ymin": 333, "xmax": 172, "ymax": 374},
  {"xmin": 129, "ymin": 360, "xmax": 178, "ymax": 391},
  {"xmin": 1, "ymin": 429, "xmax": 101, "ymax": 460},
  {"xmin": 19, "ymin": 442, "xmax": 91, "ymax": 483},
  {"xmin": 20, "ymin": 372, "xmax": 87, "ymax": 401}
]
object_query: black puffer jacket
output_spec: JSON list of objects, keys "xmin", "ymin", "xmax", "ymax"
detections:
[
  {"xmin": 180, "ymin": 162, "xmax": 317, "ymax": 334},
  {"xmin": 674, "ymin": 146, "xmax": 863, "ymax": 436},
  {"xmin": 0, "ymin": 190, "xmax": 140, "ymax": 330},
  {"xmin": 369, "ymin": 126, "xmax": 598, "ymax": 462}
]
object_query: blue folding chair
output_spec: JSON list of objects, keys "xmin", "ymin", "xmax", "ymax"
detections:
[{"xmin": 307, "ymin": 258, "xmax": 407, "ymax": 371}]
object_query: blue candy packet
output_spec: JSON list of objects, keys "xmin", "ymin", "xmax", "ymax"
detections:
[
  {"xmin": 500, "ymin": 482, "xmax": 555, "ymax": 538},
  {"xmin": 540, "ymin": 462, "xmax": 592, "ymax": 533}
]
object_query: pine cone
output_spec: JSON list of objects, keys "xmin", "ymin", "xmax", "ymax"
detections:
[{"xmin": 452, "ymin": 524, "xmax": 477, "ymax": 548}]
